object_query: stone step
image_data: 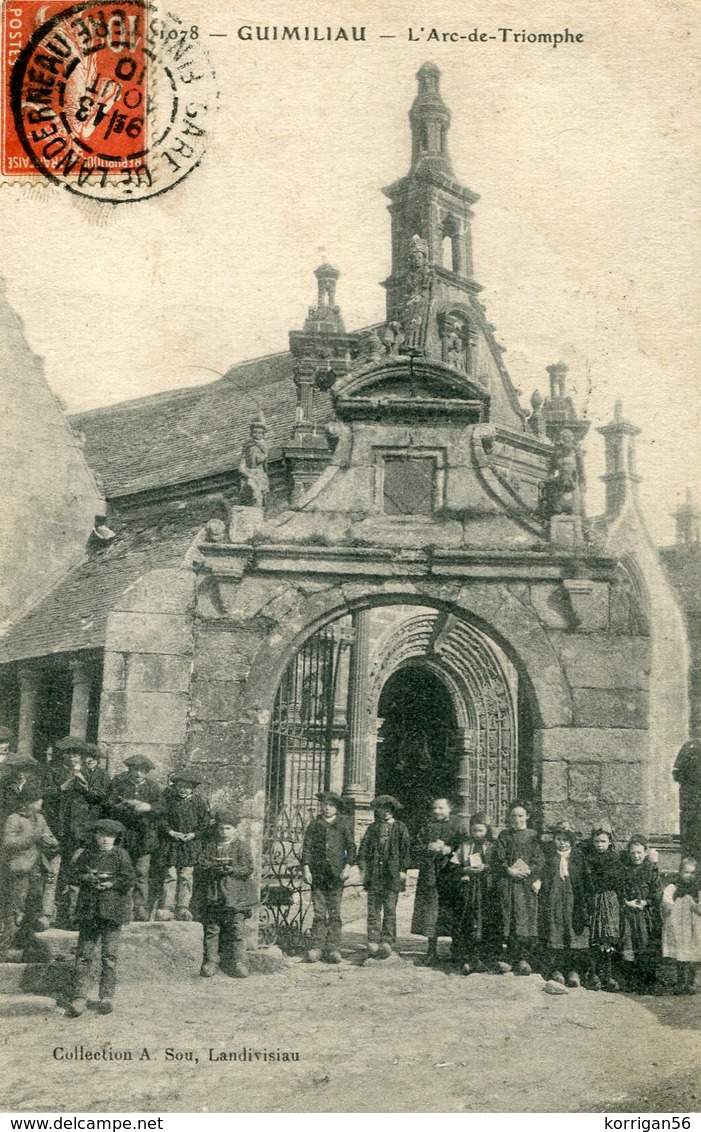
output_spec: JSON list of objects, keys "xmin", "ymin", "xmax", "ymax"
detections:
[{"xmin": 0, "ymin": 993, "xmax": 58, "ymax": 1016}]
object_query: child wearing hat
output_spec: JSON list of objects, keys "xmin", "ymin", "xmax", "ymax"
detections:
[
  {"xmin": 1, "ymin": 781, "xmax": 60, "ymax": 936},
  {"xmin": 155, "ymin": 772, "xmax": 211, "ymax": 922},
  {"xmin": 539, "ymin": 822, "xmax": 590, "ymax": 987},
  {"xmin": 619, "ymin": 834, "xmax": 662, "ymax": 993},
  {"xmin": 493, "ymin": 800, "xmax": 544, "ymax": 975},
  {"xmin": 67, "ymin": 818, "xmax": 134, "ymax": 1016},
  {"xmin": 108, "ymin": 755, "xmax": 162, "ymax": 921},
  {"xmin": 56, "ymin": 744, "xmax": 111, "ymax": 927},
  {"xmin": 411, "ymin": 796, "xmax": 465, "ymax": 965},
  {"xmin": 357, "ymin": 795, "xmax": 411, "ymax": 957},
  {"xmin": 199, "ymin": 811, "xmax": 257, "ymax": 978},
  {"xmin": 301, "ymin": 791, "xmax": 356, "ymax": 963},
  {"xmin": 661, "ymin": 856, "xmax": 701, "ymax": 995}
]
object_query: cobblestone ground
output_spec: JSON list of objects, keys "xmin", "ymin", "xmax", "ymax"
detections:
[{"xmin": 1, "ymin": 890, "xmax": 700, "ymax": 1114}]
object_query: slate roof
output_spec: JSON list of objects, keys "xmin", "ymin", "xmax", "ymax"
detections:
[
  {"xmin": 0, "ymin": 503, "xmax": 202, "ymax": 663},
  {"xmin": 70, "ymin": 351, "xmax": 333, "ymax": 501}
]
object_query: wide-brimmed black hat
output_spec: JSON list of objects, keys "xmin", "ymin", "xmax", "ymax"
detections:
[
  {"xmin": 371, "ymin": 794, "xmax": 402, "ymax": 813},
  {"xmin": 124, "ymin": 755, "xmax": 155, "ymax": 772},
  {"xmin": 94, "ymin": 819, "xmax": 125, "ymax": 836},
  {"xmin": 550, "ymin": 821, "xmax": 579, "ymax": 842},
  {"xmin": 316, "ymin": 791, "xmax": 345, "ymax": 811}
]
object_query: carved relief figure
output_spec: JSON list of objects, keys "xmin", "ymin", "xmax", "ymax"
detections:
[
  {"xmin": 539, "ymin": 428, "xmax": 583, "ymax": 518},
  {"xmin": 399, "ymin": 234, "xmax": 434, "ymax": 354},
  {"xmin": 238, "ymin": 415, "xmax": 270, "ymax": 507},
  {"xmin": 439, "ymin": 312, "xmax": 471, "ymax": 372}
]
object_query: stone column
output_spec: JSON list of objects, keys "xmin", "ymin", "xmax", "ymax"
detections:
[
  {"xmin": 344, "ymin": 609, "xmax": 372, "ymax": 802},
  {"xmin": 17, "ymin": 666, "xmax": 40, "ymax": 758},
  {"xmin": 69, "ymin": 656, "xmax": 92, "ymax": 739},
  {"xmin": 455, "ymin": 728, "xmax": 471, "ymax": 819}
]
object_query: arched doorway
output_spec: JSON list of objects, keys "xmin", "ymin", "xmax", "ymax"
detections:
[{"xmin": 376, "ymin": 663, "xmax": 459, "ymax": 845}]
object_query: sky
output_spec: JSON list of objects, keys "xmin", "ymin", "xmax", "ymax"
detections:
[{"xmin": 0, "ymin": 0, "xmax": 699, "ymax": 544}]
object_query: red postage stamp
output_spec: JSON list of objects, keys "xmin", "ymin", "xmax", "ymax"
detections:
[{"xmin": 2, "ymin": 0, "xmax": 215, "ymax": 201}]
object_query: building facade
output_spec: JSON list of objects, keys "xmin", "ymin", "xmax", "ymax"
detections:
[{"xmin": 0, "ymin": 64, "xmax": 690, "ymax": 939}]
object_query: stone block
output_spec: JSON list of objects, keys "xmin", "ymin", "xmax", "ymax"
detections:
[
  {"xmin": 20, "ymin": 962, "xmax": 72, "ymax": 996},
  {"xmin": 0, "ymin": 962, "xmax": 27, "ymax": 993},
  {"xmin": 117, "ymin": 568, "xmax": 195, "ymax": 615},
  {"xmin": 572, "ymin": 687, "xmax": 648, "ymax": 729},
  {"xmin": 100, "ymin": 690, "xmax": 189, "ymax": 744},
  {"xmin": 562, "ymin": 580, "xmax": 610, "ymax": 632},
  {"xmin": 601, "ymin": 762, "xmax": 645, "ymax": 805},
  {"xmin": 0, "ymin": 994, "xmax": 58, "ymax": 1016},
  {"xmin": 105, "ymin": 611, "xmax": 193, "ymax": 656},
  {"xmin": 529, "ymin": 584, "xmax": 571, "ymax": 630},
  {"xmin": 194, "ymin": 626, "xmax": 266, "ymax": 684},
  {"xmin": 567, "ymin": 762, "xmax": 601, "ymax": 803},
  {"xmin": 217, "ymin": 577, "xmax": 295, "ymax": 623},
  {"xmin": 541, "ymin": 760, "xmax": 567, "ymax": 802},
  {"xmin": 127, "ymin": 654, "xmax": 192, "ymax": 693},
  {"xmin": 535, "ymin": 727, "xmax": 647, "ymax": 763},
  {"xmin": 542, "ymin": 801, "xmax": 646, "ymax": 840},
  {"xmin": 191, "ymin": 679, "xmax": 246, "ymax": 722},
  {"xmin": 548, "ymin": 634, "xmax": 649, "ymax": 690},
  {"xmin": 103, "ymin": 651, "xmax": 126, "ymax": 691},
  {"xmin": 23, "ymin": 928, "xmax": 77, "ymax": 964},
  {"xmin": 246, "ymin": 945, "xmax": 287, "ymax": 974}
]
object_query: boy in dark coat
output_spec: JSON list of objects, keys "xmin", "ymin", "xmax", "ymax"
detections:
[
  {"xmin": 301, "ymin": 791, "xmax": 356, "ymax": 964},
  {"xmin": 411, "ymin": 796, "xmax": 464, "ymax": 964},
  {"xmin": 57, "ymin": 743, "xmax": 110, "ymax": 927},
  {"xmin": 357, "ymin": 795, "xmax": 411, "ymax": 957},
  {"xmin": 155, "ymin": 772, "xmax": 211, "ymax": 922},
  {"xmin": 108, "ymin": 755, "xmax": 162, "ymax": 920},
  {"xmin": 199, "ymin": 811, "xmax": 257, "ymax": 978},
  {"xmin": 493, "ymin": 799, "xmax": 544, "ymax": 975},
  {"xmin": 67, "ymin": 818, "xmax": 134, "ymax": 1016}
]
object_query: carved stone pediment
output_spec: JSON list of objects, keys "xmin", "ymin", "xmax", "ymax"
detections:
[{"xmin": 331, "ymin": 357, "xmax": 490, "ymax": 422}]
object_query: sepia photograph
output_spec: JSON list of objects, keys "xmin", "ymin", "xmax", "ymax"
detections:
[{"xmin": 0, "ymin": 0, "xmax": 699, "ymax": 1115}]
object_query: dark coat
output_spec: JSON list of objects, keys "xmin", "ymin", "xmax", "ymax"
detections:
[
  {"xmin": 411, "ymin": 816, "xmax": 465, "ymax": 937},
  {"xmin": 494, "ymin": 827, "xmax": 544, "ymax": 940},
  {"xmin": 61, "ymin": 768, "xmax": 111, "ymax": 848},
  {"xmin": 157, "ymin": 788, "xmax": 211, "ymax": 868},
  {"xmin": 583, "ymin": 844, "xmax": 624, "ymax": 947},
  {"xmin": 301, "ymin": 816, "xmax": 356, "ymax": 886},
  {"xmin": 41, "ymin": 759, "xmax": 75, "ymax": 837},
  {"xmin": 619, "ymin": 856, "xmax": 662, "ymax": 959},
  {"xmin": 445, "ymin": 835, "xmax": 498, "ymax": 948},
  {"xmin": 539, "ymin": 844, "xmax": 591, "ymax": 948},
  {"xmin": 70, "ymin": 845, "xmax": 135, "ymax": 925},
  {"xmin": 199, "ymin": 837, "xmax": 257, "ymax": 912},
  {"xmin": 357, "ymin": 819, "xmax": 411, "ymax": 894},
  {"xmin": 108, "ymin": 773, "xmax": 162, "ymax": 857}
]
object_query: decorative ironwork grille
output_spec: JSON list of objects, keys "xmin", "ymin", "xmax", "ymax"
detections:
[{"xmin": 261, "ymin": 627, "xmax": 348, "ymax": 949}]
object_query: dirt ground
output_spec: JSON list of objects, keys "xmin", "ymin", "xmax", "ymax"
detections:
[{"xmin": 1, "ymin": 892, "xmax": 700, "ymax": 1114}]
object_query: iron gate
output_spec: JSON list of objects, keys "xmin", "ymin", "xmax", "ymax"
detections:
[{"xmin": 260, "ymin": 625, "xmax": 350, "ymax": 949}]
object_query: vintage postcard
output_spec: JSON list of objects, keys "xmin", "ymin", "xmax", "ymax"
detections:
[{"xmin": 0, "ymin": 0, "xmax": 699, "ymax": 1115}]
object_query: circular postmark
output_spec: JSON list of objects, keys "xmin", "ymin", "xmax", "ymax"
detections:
[{"xmin": 10, "ymin": 0, "xmax": 216, "ymax": 202}]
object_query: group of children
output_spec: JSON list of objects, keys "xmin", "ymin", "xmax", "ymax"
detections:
[
  {"xmin": 0, "ymin": 739, "xmax": 257, "ymax": 1015},
  {"xmin": 2, "ymin": 739, "xmax": 700, "ymax": 1013},
  {"xmin": 302, "ymin": 792, "xmax": 701, "ymax": 996}
]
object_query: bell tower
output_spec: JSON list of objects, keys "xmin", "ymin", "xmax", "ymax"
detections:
[{"xmin": 382, "ymin": 61, "xmax": 481, "ymax": 342}]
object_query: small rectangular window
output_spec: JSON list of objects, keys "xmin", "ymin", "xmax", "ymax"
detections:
[{"xmin": 383, "ymin": 456, "xmax": 435, "ymax": 515}]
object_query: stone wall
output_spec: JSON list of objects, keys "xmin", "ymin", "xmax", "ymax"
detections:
[
  {"xmin": 99, "ymin": 567, "xmax": 195, "ymax": 778},
  {"xmin": 0, "ymin": 283, "xmax": 102, "ymax": 630}
]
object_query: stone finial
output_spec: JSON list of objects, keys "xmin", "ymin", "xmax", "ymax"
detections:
[
  {"xmin": 409, "ymin": 61, "xmax": 453, "ymax": 176},
  {"xmin": 673, "ymin": 486, "xmax": 701, "ymax": 546},
  {"xmin": 546, "ymin": 362, "xmax": 568, "ymax": 399},
  {"xmin": 314, "ymin": 262, "xmax": 341, "ymax": 308},
  {"xmin": 597, "ymin": 402, "xmax": 642, "ymax": 520}
]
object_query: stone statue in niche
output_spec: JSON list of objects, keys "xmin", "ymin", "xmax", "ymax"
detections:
[
  {"xmin": 439, "ymin": 312, "xmax": 471, "ymax": 372},
  {"xmin": 238, "ymin": 414, "xmax": 270, "ymax": 507},
  {"xmin": 382, "ymin": 320, "xmax": 405, "ymax": 356},
  {"xmin": 399, "ymin": 234, "xmax": 434, "ymax": 354},
  {"xmin": 539, "ymin": 428, "xmax": 583, "ymax": 518}
]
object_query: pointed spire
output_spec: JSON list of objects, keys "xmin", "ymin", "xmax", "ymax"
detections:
[{"xmin": 409, "ymin": 62, "xmax": 453, "ymax": 176}]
